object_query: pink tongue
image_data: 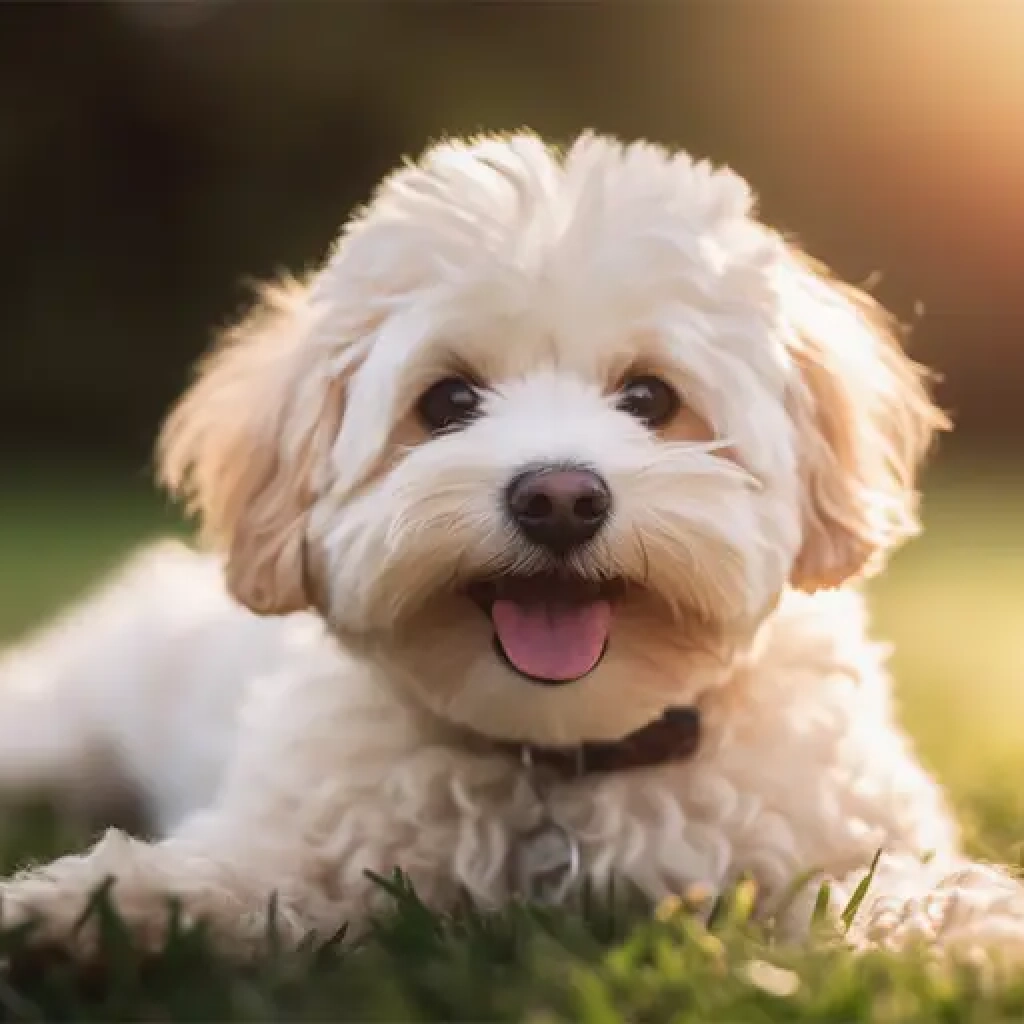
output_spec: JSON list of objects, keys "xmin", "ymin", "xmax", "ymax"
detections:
[{"xmin": 491, "ymin": 599, "xmax": 612, "ymax": 681}]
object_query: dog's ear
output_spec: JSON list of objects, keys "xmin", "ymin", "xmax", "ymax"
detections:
[
  {"xmin": 781, "ymin": 249, "xmax": 949, "ymax": 591},
  {"xmin": 158, "ymin": 279, "xmax": 347, "ymax": 616}
]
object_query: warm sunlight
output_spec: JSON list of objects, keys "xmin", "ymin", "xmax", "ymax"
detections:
[
  {"xmin": 2, "ymin": 4, "xmax": 1023, "ymax": 1018},
  {"xmin": 806, "ymin": 4, "xmax": 1024, "ymax": 282}
]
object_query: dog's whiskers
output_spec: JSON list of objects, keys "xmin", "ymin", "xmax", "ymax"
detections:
[{"xmin": 636, "ymin": 535, "xmax": 652, "ymax": 588}]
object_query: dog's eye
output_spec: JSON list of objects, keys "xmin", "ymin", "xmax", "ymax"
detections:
[
  {"xmin": 417, "ymin": 376, "xmax": 482, "ymax": 433},
  {"xmin": 616, "ymin": 375, "xmax": 680, "ymax": 428}
]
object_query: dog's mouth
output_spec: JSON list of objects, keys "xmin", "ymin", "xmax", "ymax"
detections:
[{"xmin": 466, "ymin": 574, "xmax": 625, "ymax": 685}]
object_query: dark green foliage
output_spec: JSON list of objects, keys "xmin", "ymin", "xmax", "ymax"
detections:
[{"xmin": 0, "ymin": 809, "xmax": 1022, "ymax": 1022}]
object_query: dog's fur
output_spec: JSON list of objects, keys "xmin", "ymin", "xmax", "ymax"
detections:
[{"xmin": 2, "ymin": 133, "xmax": 1023, "ymax": 960}]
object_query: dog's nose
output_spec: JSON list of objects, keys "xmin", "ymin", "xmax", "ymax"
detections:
[{"xmin": 506, "ymin": 467, "xmax": 611, "ymax": 554}]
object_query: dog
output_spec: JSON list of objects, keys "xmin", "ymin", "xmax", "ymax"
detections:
[{"xmin": 1, "ymin": 132, "xmax": 1022, "ymax": 961}]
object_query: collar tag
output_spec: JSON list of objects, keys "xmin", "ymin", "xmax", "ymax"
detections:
[
  {"xmin": 509, "ymin": 745, "xmax": 582, "ymax": 904},
  {"xmin": 505, "ymin": 708, "xmax": 700, "ymax": 902},
  {"xmin": 509, "ymin": 820, "xmax": 581, "ymax": 904}
]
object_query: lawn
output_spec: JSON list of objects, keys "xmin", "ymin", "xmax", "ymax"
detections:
[{"xmin": 0, "ymin": 457, "xmax": 1021, "ymax": 1021}]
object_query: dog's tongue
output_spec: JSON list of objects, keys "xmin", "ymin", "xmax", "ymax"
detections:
[{"xmin": 491, "ymin": 598, "xmax": 612, "ymax": 681}]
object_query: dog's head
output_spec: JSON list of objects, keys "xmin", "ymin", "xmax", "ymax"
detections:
[{"xmin": 159, "ymin": 133, "xmax": 946, "ymax": 745}]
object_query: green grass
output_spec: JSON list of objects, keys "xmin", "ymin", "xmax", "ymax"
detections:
[{"xmin": 0, "ymin": 458, "xmax": 1022, "ymax": 1021}]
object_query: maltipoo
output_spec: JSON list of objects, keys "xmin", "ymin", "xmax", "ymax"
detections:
[{"xmin": 1, "ymin": 133, "xmax": 1022, "ymax": 959}]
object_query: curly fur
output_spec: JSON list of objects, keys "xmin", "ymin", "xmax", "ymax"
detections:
[{"xmin": 1, "ymin": 132, "xmax": 1021, "ymax": 965}]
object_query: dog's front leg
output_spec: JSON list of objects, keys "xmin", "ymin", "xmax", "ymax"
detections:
[
  {"xmin": 0, "ymin": 819, "xmax": 346, "ymax": 955},
  {"xmin": 834, "ymin": 852, "xmax": 1024, "ymax": 964}
]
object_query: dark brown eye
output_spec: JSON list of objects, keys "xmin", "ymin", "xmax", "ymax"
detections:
[
  {"xmin": 417, "ymin": 376, "xmax": 482, "ymax": 433},
  {"xmin": 616, "ymin": 375, "xmax": 680, "ymax": 427}
]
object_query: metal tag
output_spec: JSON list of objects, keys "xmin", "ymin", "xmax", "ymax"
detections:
[{"xmin": 510, "ymin": 821, "xmax": 581, "ymax": 905}]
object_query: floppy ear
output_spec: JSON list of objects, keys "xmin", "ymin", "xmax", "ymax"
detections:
[
  {"xmin": 158, "ymin": 278, "xmax": 346, "ymax": 616},
  {"xmin": 781, "ymin": 250, "xmax": 949, "ymax": 591}
]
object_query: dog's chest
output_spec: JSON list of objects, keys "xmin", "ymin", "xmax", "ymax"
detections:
[{"xmin": 395, "ymin": 756, "xmax": 788, "ymax": 909}]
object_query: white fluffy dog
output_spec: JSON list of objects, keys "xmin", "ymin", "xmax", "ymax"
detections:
[{"xmin": 1, "ymin": 132, "xmax": 1023, "ymax": 960}]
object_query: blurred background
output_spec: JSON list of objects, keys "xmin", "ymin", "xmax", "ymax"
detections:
[{"xmin": 0, "ymin": 2, "xmax": 1021, "ymax": 853}]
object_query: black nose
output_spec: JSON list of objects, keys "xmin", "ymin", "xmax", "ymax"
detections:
[{"xmin": 506, "ymin": 466, "xmax": 612, "ymax": 554}]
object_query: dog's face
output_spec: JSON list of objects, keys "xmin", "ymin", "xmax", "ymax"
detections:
[{"xmin": 159, "ymin": 134, "xmax": 945, "ymax": 745}]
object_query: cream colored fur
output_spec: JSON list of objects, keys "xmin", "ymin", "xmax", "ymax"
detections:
[{"xmin": 1, "ymin": 133, "xmax": 1021, "ymax": 964}]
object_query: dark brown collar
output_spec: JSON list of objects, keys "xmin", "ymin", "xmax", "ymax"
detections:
[{"xmin": 503, "ymin": 707, "xmax": 701, "ymax": 779}]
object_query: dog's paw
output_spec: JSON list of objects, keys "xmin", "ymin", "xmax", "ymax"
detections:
[
  {"xmin": 0, "ymin": 830, "xmax": 191, "ymax": 957},
  {"xmin": 842, "ymin": 857, "xmax": 1024, "ymax": 970}
]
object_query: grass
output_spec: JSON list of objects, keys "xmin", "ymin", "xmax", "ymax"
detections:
[{"xmin": 0, "ymin": 457, "xmax": 1021, "ymax": 1021}]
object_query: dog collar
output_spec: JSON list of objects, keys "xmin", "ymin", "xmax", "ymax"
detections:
[{"xmin": 504, "ymin": 706, "xmax": 701, "ymax": 779}]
